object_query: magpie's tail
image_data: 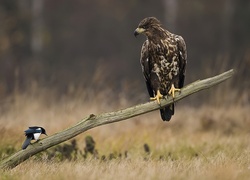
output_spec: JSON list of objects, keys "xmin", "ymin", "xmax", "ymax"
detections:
[
  {"xmin": 22, "ymin": 137, "xmax": 32, "ymax": 149},
  {"xmin": 160, "ymin": 104, "xmax": 174, "ymax": 121}
]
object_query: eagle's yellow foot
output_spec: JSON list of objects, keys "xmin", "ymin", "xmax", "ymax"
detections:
[
  {"xmin": 168, "ymin": 84, "xmax": 181, "ymax": 98},
  {"xmin": 150, "ymin": 90, "xmax": 163, "ymax": 104}
]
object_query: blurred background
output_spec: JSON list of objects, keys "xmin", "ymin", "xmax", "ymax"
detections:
[
  {"xmin": 0, "ymin": 0, "xmax": 249, "ymax": 113},
  {"xmin": 0, "ymin": 1, "xmax": 250, "ymax": 165}
]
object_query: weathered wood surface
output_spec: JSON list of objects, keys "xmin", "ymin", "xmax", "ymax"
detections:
[{"xmin": 0, "ymin": 69, "xmax": 234, "ymax": 169}]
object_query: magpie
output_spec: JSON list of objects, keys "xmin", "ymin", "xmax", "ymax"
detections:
[{"xmin": 22, "ymin": 126, "xmax": 47, "ymax": 150}]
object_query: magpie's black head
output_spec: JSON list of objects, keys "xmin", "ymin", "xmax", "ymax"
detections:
[{"xmin": 41, "ymin": 127, "xmax": 47, "ymax": 136}]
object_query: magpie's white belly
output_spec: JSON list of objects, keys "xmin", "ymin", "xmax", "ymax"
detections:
[{"xmin": 33, "ymin": 132, "xmax": 41, "ymax": 140}]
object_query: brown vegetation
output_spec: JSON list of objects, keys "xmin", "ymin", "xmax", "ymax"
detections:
[{"xmin": 0, "ymin": 76, "xmax": 249, "ymax": 179}]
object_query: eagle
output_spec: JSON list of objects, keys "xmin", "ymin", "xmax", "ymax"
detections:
[{"xmin": 134, "ymin": 17, "xmax": 187, "ymax": 121}]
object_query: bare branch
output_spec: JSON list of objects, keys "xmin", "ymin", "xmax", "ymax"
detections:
[{"xmin": 0, "ymin": 69, "xmax": 234, "ymax": 169}]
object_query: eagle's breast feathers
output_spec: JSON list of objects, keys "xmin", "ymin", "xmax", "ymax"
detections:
[{"xmin": 140, "ymin": 31, "xmax": 186, "ymax": 96}]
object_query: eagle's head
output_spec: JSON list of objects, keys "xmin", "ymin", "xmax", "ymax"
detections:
[{"xmin": 134, "ymin": 17, "xmax": 162, "ymax": 38}]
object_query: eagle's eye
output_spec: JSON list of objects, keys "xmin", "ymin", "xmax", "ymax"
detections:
[{"xmin": 140, "ymin": 25, "xmax": 147, "ymax": 29}]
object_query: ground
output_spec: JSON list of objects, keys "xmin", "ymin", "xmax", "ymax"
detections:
[{"xmin": 0, "ymin": 90, "xmax": 249, "ymax": 180}]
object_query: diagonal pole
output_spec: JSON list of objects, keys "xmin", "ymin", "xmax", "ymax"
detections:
[{"xmin": 0, "ymin": 69, "xmax": 234, "ymax": 169}]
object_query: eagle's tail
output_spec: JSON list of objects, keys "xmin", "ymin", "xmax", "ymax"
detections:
[{"xmin": 160, "ymin": 104, "xmax": 174, "ymax": 121}]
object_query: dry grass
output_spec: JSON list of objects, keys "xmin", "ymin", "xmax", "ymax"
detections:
[
  {"xmin": 2, "ymin": 154, "xmax": 250, "ymax": 180},
  {"xmin": 0, "ymin": 86, "xmax": 250, "ymax": 179}
]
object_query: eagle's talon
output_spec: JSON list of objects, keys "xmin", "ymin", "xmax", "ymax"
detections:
[
  {"xmin": 168, "ymin": 84, "xmax": 181, "ymax": 98},
  {"xmin": 150, "ymin": 90, "xmax": 163, "ymax": 104}
]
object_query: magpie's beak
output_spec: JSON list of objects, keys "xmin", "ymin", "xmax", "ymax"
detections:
[{"xmin": 134, "ymin": 27, "xmax": 145, "ymax": 37}]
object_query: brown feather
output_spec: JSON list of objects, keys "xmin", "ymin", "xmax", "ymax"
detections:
[{"xmin": 136, "ymin": 17, "xmax": 187, "ymax": 121}]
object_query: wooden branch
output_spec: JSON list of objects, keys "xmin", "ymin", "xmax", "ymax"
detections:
[{"xmin": 0, "ymin": 69, "xmax": 234, "ymax": 169}]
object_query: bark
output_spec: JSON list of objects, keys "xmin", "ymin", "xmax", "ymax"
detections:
[{"xmin": 0, "ymin": 69, "xmax": 234, "ymax": 169}]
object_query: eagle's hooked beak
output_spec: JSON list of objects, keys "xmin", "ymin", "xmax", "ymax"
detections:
[{"xmin": 134, "ymin": 28, "xmax": 145, "ymax": 37}]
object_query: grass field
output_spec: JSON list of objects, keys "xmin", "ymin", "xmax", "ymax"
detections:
[{"xmin": 0, "ymin": 86, "xmax": 249, "ymax": 179}]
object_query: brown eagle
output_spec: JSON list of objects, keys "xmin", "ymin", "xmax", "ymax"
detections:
[{"xmin": 134, "ymin": 17, "xmax": 187, "ymax": 121}]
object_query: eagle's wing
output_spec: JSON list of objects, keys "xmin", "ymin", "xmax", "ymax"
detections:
[
  {"xmin": 175, "ymin": 35, "xmax": 187, "ymax": 88},
  {"xmin": 140, "ymin": 40, "xmax": 154, "ymax": 97}
]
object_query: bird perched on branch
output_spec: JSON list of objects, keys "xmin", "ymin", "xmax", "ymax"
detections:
[
  {"xmin": 134, "ymin": 17, "xmax": 187, "ymax": 121},
  {"xmin": 22, "ymin": 126, "xmax": 47, "ymax": 149}
]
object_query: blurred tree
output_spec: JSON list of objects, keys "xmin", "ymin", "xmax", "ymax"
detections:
[
  {"xmin": 221, "ymin": 0, "xmax": 234, "ymax": 54},
  {"xmin": 0, "ymin": 0, "xmax": 249, "ymax": 101},
  {"xmin": 0, "ymin": 0, "xmax": 31, "ymax": 95},
  {"xmin": 31, "ymin": 0, "xmax": 44, "ymax": 57},
  {"xmin": 164, "ymin": 0, "xmax": 177, "ymax": 31}
]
